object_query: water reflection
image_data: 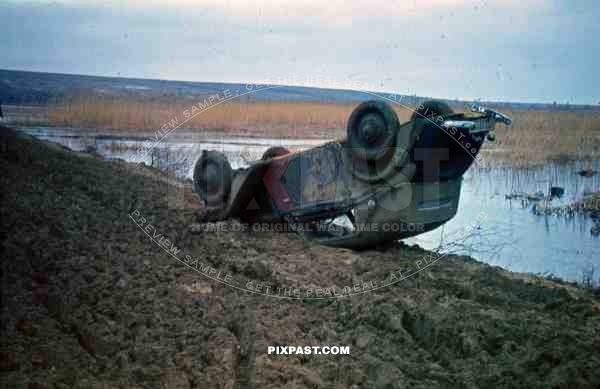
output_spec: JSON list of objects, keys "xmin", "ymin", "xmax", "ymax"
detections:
[
  {"xmin": 409, "ymin": 162, "xmax": 599, "ymax": 281},
  {"xmin": 18, "ymin": 127, "xmax": 599, "ymax": 282}
]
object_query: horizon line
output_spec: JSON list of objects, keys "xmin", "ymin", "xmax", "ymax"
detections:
[{"xmin": 1, "ymin": 67, "xmax": 598, "ymax": 108}]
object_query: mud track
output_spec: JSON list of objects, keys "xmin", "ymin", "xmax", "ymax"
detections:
[{"xmin": 1, "ymin": 126, "xmax": 599, "ymax": 388}]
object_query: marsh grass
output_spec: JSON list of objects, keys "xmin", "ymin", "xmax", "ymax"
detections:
[
  {"xmin": 48, "ymin": 95, "xmax": 404, "ymax": 138},
  {"xmin": 48, "ymin": 95, "xmax": 600, "ymax": 164},
  {"xmin": 488, "ymin": 109, "xmax": 600, "ymax": 165}
]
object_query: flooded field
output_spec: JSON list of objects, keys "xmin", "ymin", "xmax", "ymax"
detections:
[
  {"xmin": 18, "ymin": 126, "xmax": 600, "ymax": 282},
  {"xmin": 411, "ymin": 163, "xmax": 600, "ymax": 281}
]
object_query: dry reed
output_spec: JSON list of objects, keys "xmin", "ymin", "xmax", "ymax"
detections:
[
  {"xmin": 47, "ymin": 95, "xmax": 600, "ymax": 165},
  {"xmin": 49, "ymin": 95, "xmax": 411, "ymax": 138}
]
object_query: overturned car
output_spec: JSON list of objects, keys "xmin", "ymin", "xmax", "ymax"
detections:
[{"xmin": 193, "ymin": 100, "xmax": 512, "ymax": 248}]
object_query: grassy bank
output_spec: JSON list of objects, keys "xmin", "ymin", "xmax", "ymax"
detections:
[
  {"xmin": 1, "ymin": 126, "xmax": 600, "ymax": 388},
  {"xmin": 47, "ymin": 95, "xmax": 600, "ymax": 165}
]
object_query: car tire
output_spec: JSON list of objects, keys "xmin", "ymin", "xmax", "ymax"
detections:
[
  {"xmin": 346, "ymin": 100, "xmax": 400, "ymax": 161},
  {"xmin": 411, "ymin": 100, "xmax": 454, "ymax": 120},
  {"xmin": 261, "ymin": 146, "xmax": 290, "ymax": 160},
  {"xmin": 193, "ymin": 150, "xmax": 232, "ymax": 206}
]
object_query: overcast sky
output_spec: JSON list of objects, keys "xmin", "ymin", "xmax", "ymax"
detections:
[{"xmin": 1, "ymin": 0, "xmax": 599, "ymax": 104}]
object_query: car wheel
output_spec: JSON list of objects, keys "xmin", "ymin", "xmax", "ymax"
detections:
[
  {"xmin": 193, "ymin": 150, "xmax": 232, "ymax": 206},
  {"xmin": 346, "ymin": 100, "xmax": 400, "ymax": 161},
  {"xmin": 261, "ymin": 146, "xmax": 290, "ymax": 160},
  {"xmin": 411, "ymin": 100, "xmax": 454, "ymax": 120}
]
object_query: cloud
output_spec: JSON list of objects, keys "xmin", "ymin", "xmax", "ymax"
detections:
[{"xmin": 1, "ymin": 0, "xmax": 597, "ymax": 103}]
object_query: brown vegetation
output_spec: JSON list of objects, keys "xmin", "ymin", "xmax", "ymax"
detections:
[
  {"xmin": 47, "ymin": 96, "xmax": 600, "ymax": 164},
  {"xmin": 47, "ymin": 96, "xmax": 377, "ymax": 138},
  {"xmin": 489, "ymin": 109, "xmax": 600, "ymax": 165}
]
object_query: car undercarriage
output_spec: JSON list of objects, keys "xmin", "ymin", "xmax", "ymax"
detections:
[{"xmin": 193, "ymin": 100, "xmax": 512, "ymax": 248}]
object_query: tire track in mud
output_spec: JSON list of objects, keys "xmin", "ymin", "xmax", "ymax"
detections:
[{"xmin": 230, "ymin": 306, "xmax": 257, "ymax": 389}]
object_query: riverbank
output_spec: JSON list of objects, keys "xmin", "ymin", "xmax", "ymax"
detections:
[{"xmin": 1, "ymin": 126, "xmax": 599, "ymax": 388}]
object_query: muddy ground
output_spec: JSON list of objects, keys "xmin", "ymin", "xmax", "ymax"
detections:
[{"xmin": 1, "ymin": 126, "xmax": 599, "ymax": 389}]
